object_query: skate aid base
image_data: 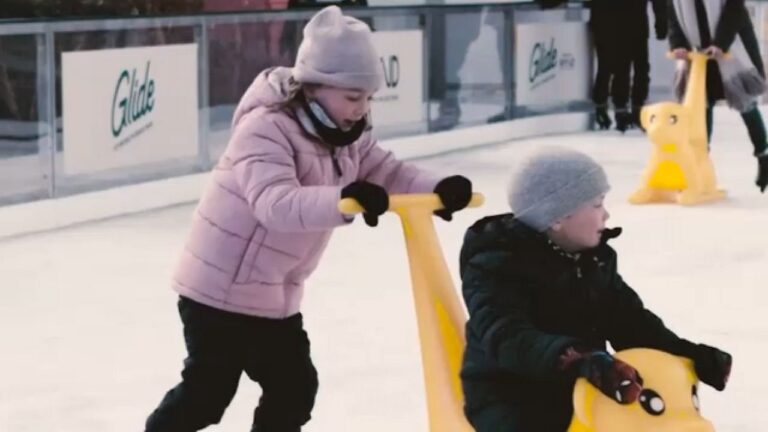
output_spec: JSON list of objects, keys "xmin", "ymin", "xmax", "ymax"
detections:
[{"xmin": 630, "ymin": 51, "xmax": 726, "ymax": 206}]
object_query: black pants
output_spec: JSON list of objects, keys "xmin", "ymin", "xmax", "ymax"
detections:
[
  {"xmin": 706, "ymin": 105, "xmax": 768, "ymax": 156},
  {"xmin": 632, "ymin": 38, "xmax": 651, "ymax": 108},
  {"xmin": 466, "ymin": 403, "xmax": 522, "ymax": 432},
  {"xmin": 145, "ymin": 297, "xmax": 318, "ymax": 432},
  {"xmin": 592, "ymin": 29, "xmax": 620, "ymax": 107},
  {"xmin": 593, "ymin": 32, "xmax": 650, "ymax": 109}
]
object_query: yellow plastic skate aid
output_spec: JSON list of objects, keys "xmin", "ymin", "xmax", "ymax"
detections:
[
  {"xmin": 567, "ymin": 348, "xmax": 715, "ymax": 432},
  {"xmin": 630, "ymin": 51, "xmax": 726, "ymax": 205},
  {"xmin": 339, "ymin": 193, "xmax": 484, "ymax": 432}
]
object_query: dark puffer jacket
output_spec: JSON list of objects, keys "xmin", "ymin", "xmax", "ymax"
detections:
[
  {"xmin": 460, "ymin": 214, "xmax": 696, "ymax": 432},
  {"xmin": 590, "ymin": 0, "xmax": 667, "ymax": 40}
]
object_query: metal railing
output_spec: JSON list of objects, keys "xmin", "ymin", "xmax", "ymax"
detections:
[{"xmin": 0, "ymin": 2, "xmax": 592, "ymax": 207}]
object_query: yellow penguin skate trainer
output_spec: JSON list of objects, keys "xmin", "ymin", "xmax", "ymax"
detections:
[
  {"xmin": 339, "ymin": 193, "xmax": 484, "ymax": 432},
  {"xmin": 629, "ymin": 51, "xmax": 726, "ymax": 205},
  {"xmin": 567, "ymin": 348, "xmax": 715, "ymax": 432}
]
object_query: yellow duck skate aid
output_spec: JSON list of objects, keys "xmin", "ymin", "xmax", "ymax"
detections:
[
  {"xmin": 630, "ymin": 51, "xmax": 726, "ymax": 205},
  {"xmin": 339, "ymin": 193, "xmax": 484, "ymax": 432},
  {"xmin": 567, "ymin": 348, "xmax": 715, "ymax": 432}
]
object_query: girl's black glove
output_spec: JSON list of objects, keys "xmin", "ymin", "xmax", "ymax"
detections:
[
  {"xmin": 342, "ymin": 181, "xmax": 389, "ymax": 227},
  {"xmin": 433, "ymin": 175, "xmax": 472, "ymax": 221}
]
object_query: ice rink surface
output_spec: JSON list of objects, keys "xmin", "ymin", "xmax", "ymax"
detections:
[{"xmin": 2, "ymin": 108, "xmax": 767, "ymax": 431}]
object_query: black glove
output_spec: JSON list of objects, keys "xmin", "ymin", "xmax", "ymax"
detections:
[
  {"xmin": 560, "ymin": 348, "xmax": 644, "ymax": 405},
  {"xmin": 341, "ymin": 181, "xmax": 389, "ymax": 227},
  {"xmin": 691, "ymin": 344, "xmax": 732, "ymax": 391},
  {"xmin": 655, "ymin": 22, "xmax": 668, "ymax": 40},
  {"xmin": 433, "ymin": 175, "xmax": 472, "ymax": 221}
]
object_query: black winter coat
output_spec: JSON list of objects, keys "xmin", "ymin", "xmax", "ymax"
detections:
[
  {"xmin": 589, "ymin": 0, "xmax": 667, "ymax": 40},
  {"xmin": 460, "ymin": 215, "xmax": 696, "ymax": 432}
]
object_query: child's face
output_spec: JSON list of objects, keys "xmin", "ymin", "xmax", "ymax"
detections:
[
  {"xmin": 548, "ymin": 195, "xmax": 609, "ymax": 253},
  {"xmin": 306, "ymin": 85, "xmax": 374, "ymax": 131}
]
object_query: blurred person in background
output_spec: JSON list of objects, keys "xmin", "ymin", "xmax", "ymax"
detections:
[
  {"xmin": 669, "ymin": 0, "xmax": 768, "ymax": 192},
  {"xmin": 590, "ymin": 0, "xmax": 666, "ymax": 132}
]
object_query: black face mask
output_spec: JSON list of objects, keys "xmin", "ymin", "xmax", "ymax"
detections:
[{"xmin": 301, "ymin": 95, "xmax": 367, "ymax": 148}]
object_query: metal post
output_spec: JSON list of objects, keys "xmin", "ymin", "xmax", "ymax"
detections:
[
  {"xmin": 422, "ymin": 11, "xmax": 432, "ymax": 134},
  {"xmin": 507, "ymin": 8, "xmax": 517, "ymax": 119},
  {"xmin": 34, "ymin": 32, "xmax": 49, "ymax": 199},
  {"xmin": 41, "ymin": 29, "xmax": 57, "ymax": 198},
  {"xmin": 195, "ymin": 20, "xmax": 211, "ymax": 170}
]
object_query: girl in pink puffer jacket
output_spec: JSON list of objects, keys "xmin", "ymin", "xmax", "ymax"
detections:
[{"xmin": 145, "ymin": 6, "xmax": 472, "ymax": 432}]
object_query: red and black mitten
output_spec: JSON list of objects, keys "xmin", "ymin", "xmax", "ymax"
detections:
[{"xmin": 559, "ymin": 347, "xmax": 643, "ymax": 404}]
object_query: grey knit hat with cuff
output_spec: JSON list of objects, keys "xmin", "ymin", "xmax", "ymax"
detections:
[
  {"xmin": 507, "ymin": 147, "xmax": 610, "ymax": 232},
  {"xmin": 293, "ymin": 6, "xmax": 383, "ymax": 92}
]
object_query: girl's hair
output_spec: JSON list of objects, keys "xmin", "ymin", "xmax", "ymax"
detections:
[
  {"xmin": 274, "ymin": 76, "xmax": 375, "ymax": 133},
  {"xmin": 270, "ymin": 76, "xmax": 319, "ymax": 112}
]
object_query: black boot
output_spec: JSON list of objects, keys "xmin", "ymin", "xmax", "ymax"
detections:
[
  {"xmin": 615, "ymin": 109, "xmax": 633, "ymax": 133},
  {"xmin": 631, "ymin": 105, "xmax": 644, "ymax": 131},
  {"xmin": 595, "ymin": 105, "xmax": 612, "ymax": 130},
  {"xmin": 741, "ymin": 108, "xmax": 768, "ymax": 192},
  {"xmin": 757, "ymin": 154, "xmax": 768, "ymax": 193}
]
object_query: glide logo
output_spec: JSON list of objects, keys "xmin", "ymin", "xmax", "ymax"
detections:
[
  {"xmin": 111, "ymin": 61, "xmax": 155, "ymax": 148},
  {"xmin": 529, "ymin": 38, "xmax": 558, "ymax": 88}
]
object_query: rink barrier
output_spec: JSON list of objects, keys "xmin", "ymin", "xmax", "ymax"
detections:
[
  {"xmin": 0, "ymin": 111, "xmax": 587, "ymax": 240},
  {"xmin": 0, "ymin": 2, "xmax": 592, "ymax": 210}
]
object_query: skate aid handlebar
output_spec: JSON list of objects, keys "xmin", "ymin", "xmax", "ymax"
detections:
[
  {"xmin": 666, "ymin": 50, "xmax": 732, "ymax": 60},
  {"xmin": 338, "ymin": 193, "xmax": 485, "ymax": 215}
]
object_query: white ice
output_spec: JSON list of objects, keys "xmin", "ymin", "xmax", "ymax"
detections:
[{"xmin": 1, "ymin": 107, "xmax": 767, "ymax": 432}]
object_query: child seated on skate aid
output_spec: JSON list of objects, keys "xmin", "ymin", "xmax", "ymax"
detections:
[{"xmin": 459, "ymin": 147, "xmax": 732, "ymax": 432}]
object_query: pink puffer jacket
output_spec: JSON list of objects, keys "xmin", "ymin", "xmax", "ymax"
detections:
[{"xmin": 172, "ymin": 67, "xmax": 440, "ymax": 318}]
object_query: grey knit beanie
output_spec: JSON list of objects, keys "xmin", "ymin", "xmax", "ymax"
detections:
[
  {"xmin": 507, "ymin": 147, "xmax": 610, "ymax": 232},
  {"xmin": 293, "ymin": 6, "xmax": 383, "ymax": 92}
]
